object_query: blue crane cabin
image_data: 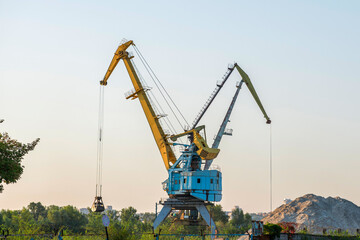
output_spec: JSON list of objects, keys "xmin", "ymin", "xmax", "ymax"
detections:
[
  {"xmin": 162, "ymin": 145, "xmax": 222, "ymax": 202},
  {"xmin": 166, "ymin": 169, "xmax": 222, "ymax": 202}
]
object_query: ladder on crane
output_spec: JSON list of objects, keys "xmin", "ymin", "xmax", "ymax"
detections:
[{"xmin": 191, "ymin": 64, "xmax": 236, "ymax": 129}]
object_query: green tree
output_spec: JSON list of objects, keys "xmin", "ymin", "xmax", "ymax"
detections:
[
  {"xmin": 61, "ymin": 205, "xmax": 88, "ymax": 233},
  {"xmin": 18, "ymin": 208, "xmax": 40, "ymax": 234},
  {"xmin": 1, "ymin": 203, "xmax": 90, "ymax": 236},
  {"xmin": 230, "ymin": 206, "xmax": 243, "ymax": 226},
  {"xmin": 46, "ymin": 205, "xmax": 63, "ymax": 235},
  {"xmin": 140, "ymin": 212, "xmax": 155, "ymax": 225},
  {"xmin": 120, "ymin": 207, "xmax": 139, "ymax": 224},
  {"xmin": 85, "ymin": 212, "xmax": 103, "ymax": 234},
  {"xmin": 107, "ymin": 209, "xmax": 122, "ymax": 231},
  {"xmin": 46, "ymin": 205, "xmax": 87, "ymax": 235},
  {"xmin": 28, "ymin": 202, "xmax": 47, "ymax": 221},
  {"xmin": 221, "ymin": 207, "xmax": 252, "ymax": 234},
  {"xmin": 208, "ymin": 204, "xmax": 229, "ymax": 224},
  {"xmin": 230, "ymin": 206, "xmax": 251, "ymax": 232},
  {"xmin": 0, "ymin": 209, "xmax": 20, "ymax": 233},
  {"xmin": 0, "ymin": 123, "xmax": 40, "ymax": 192},
  {"xmin": 119, "ymin": 207, "xmax": 147, "ymax": 237}
]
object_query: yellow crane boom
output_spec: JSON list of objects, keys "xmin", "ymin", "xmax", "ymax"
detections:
[
  {"xmin": 100, "ymin": 40, "xmax": 177, "ymax": 169},
  {"xmin": 235, "ymin": 65, "xmax": 271, "ymax": 124}
]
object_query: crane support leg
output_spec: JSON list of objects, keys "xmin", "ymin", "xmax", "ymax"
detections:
[
  {"xmin": 153, "ymin": 198, "xmax": 217, "ymax": 239},
  {"xmin": 196, "ymin": 204, "xmax": 216, "ymax": 238},
  {"xmin": 153, "ymin": 205, "xmax": 172, "ymax": 230}
]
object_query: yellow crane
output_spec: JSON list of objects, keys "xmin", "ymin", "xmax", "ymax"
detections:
[
  {"xmin": 100, "ymin": 40, "xmax": 177, "ymax": 170},
  {"xmin": 100, "ymin": 40, "xmax": 219, "ymax": 169}
]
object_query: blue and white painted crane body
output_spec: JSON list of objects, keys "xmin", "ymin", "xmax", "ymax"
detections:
[{"xmin": 164, "ymin": 144, "xmax": 223, "ymax": 202}]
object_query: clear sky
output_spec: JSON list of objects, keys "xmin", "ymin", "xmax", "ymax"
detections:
[{"xmin": 1, "ymin": 0, "xmax": 359, "ymax": 213}]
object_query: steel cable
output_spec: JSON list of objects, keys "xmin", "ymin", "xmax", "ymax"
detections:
[
  {"xmin": 131, "ymin": 59, "xmax": 184, "ymax": 146},
  {"xmin": 96, "ymin": 85, "xmax": 105, "ymax": 197},
  {"xmin": 270, "ymin": 123, "xmax": 273, "ymax": 212},
  {"xmin": 131, "ymin": 59, "xmax": 179, "ymax": 137},
  {"xmin": 133, "ymin": 45, "xmax": 189, "ymax": 130}
]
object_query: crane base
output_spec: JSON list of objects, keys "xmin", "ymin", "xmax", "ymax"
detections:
[{"xmin": 153, "ymin": 197, "xmax": 216, "ymax": 238}]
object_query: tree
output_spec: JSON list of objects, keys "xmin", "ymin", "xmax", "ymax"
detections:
[
  {"xmin": 60, "ymin": 205, "xmax": 88, "ymax": 234},
  {"xmin": 28, "ymin": 202, "xmax": 47, "ymax": 221},
  {"xmin": 208, "ymin": 204, "xmax": 229, "ymax": 224},
  {"xmin": 139, "ymin": 212, "xmax": 155, "ymax": 225},
  {"xmin": 226, "ymin": 206, "xmax": 252, "ymax": 234},
  {"xmin": 18, "ymin": 208, "xmax": 40, "ymax": 234},
  {"xmin": 0, "ymin": 209, "xmax": 20, "ymax": 233},
  {"xmin": 230, "ymin": 206, "xmax": 244, "ymax": 227},
  {"xmin": 85, "ymin": 212, "xmax": 103, "ymax": 234},
  {"xmin": 120, "ymin": 207, "xmax": 139, "ymax": 224},
  {"xmin": 46, "ymin": 205, "xmax": 87, "ymax": 235},
  {"xmin": 46, "ymin": 205, "xmax": 63, "ymax": 235},
  {"xmin": 0, "ymin": 122, "xmax": 40, "ymax": 192},
  {"xmin": 119, "ymin": 207, "xmax": 145, "ymax": 237}
]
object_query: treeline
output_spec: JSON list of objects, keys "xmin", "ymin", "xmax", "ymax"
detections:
[{"xmin": 0, "ymin": 202, "xmax": 252, "ymax": 239}]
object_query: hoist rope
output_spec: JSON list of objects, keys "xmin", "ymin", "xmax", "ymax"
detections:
[
  {"xmin": 131, "ymin": 59, "xmax": 184, "ymax": 145},
  {"xmin": 133, "ymin": 47, "xmax": 184, "ymax": 130},
  {"xmin": 269, "ymin": 124, "xmax": 273, "ymax": 212},
  {"xmin": 132, "ymin": 59, "xmax": 178, "ymax": 136},
  {"xmin": 96, "ymin": 85, "xmax": 105, "ymax": 197},
  {"xmin": 133, "ymin": 45, "xmax": 189, "ymax": 130}
]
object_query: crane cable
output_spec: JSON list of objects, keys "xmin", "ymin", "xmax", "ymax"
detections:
[
  {"xmin": 131, "ymin": 58, "xmax": 184, "ymax": 146},
  {"xmin": 133, "ymin": 46, "xmax": 184, "ymax": 130},
  {"xmin": 269, "ymin": 123, "xmax": 273, "ymax": 212},
  {"xmin": 131, "ymin": 59, "xmax": 179, "ymax": 137},
  {"xmin": 95, "ymin": 85, "xmax": 105, "ymax": 197},
  {"xmin": 132, "ymin": 45, "xmax": 189, "ymax": 130},
  {"xmin": 136, "ymin": 64, "xmax": 184, "ymax": 145}
]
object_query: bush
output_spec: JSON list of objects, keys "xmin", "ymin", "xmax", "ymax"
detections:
[{"xmin": 263, "ymin": 223, "xmax": 282, "ymax": 240}]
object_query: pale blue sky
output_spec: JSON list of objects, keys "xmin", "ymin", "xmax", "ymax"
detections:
[{"xmin": 0, "ymin": 0, "xmax": 359, "ymax": 213}]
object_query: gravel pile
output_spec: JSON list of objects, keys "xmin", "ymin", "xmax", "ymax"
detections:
[{"xmin": 262, "ymin": 194, "xmax": 360, "ymax": 234}]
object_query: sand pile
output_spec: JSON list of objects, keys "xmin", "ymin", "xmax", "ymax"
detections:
[{"xmin": 262, "ymin": 194, "xmax": 360, "ymax": 234}]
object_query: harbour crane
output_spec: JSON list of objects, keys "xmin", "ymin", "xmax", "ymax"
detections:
[{"xmin": 94, "ymin": 40, "xmax": 271, "ymax": 237}]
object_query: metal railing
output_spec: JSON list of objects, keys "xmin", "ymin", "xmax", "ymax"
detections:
[{"xmin": 150, "ymin": 233, "xmax": 251, "ymax": 240}]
